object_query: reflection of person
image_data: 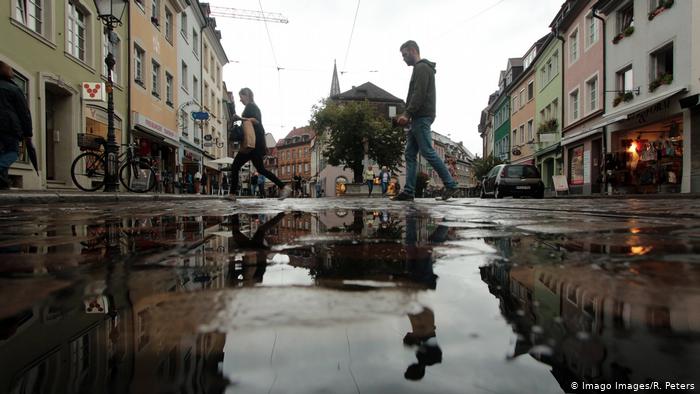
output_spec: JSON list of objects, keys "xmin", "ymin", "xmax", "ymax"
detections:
[
  {"xmin": 403, "ymin": 307, "xmax": 442, "ymax": 381},
  {"xmin": 0, "ymin": 61, "xmax": 33, "ymax": 190},
  {"xmin": 228, "ymin": 88, "xmax": 291, "ymax": 201},
  {"xmin": 392, "ymin": 41, "xmax": 458, "ymax": 202},
  {"xmin": 228, "ymin": 212, "xmax": 286, "ymax": 285}
]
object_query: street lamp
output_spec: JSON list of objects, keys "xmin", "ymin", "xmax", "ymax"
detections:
[{"xmin": 93, "ymin": 0, "xmax": 128, "ymax": 192}]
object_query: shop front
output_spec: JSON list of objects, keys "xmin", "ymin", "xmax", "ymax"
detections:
[
  {"xmin": 561, "ymin": 127, "xmax": 604, "ymax": 195},
  {"xmin": 181, "ymin": 146, "xmax": 203, "ymax": 194},
  {"xmin": 535, "ymin": 143, "xmax": 563, "ymax": 191},
  {"xmin": 132, "ymin": 112, "xmax": 179, "ymax": 193},
  {"xmin": 203, "ymin": 156, "xmax": 222, "ymax": 195},
  {"xmin": 606, "ymin": 115, "xmax": 684, "ymax": 194}
]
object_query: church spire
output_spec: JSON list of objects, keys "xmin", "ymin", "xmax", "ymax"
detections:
[{"xmin": 330, "ymin": 59, "xmax": 340, "ymax": 97}]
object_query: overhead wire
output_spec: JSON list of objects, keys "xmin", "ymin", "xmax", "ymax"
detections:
[
  {"xmin": 258, "ymin": 0, "xmax": 285, "ymax": 131},
  {"xmin": 342, "ymin": 0, "xmax": 361, "ymax": 71}
]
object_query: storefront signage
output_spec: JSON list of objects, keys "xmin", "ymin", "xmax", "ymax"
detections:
[
  {"xmin": 204, "ymin": 134, "xmax": 213, "ymax": 141},
  {"xmin": 570, "ymin": 146, "xmax": 584, "ymax": 186},
  {"xmin": 82, "ymin": 82, "xmax": 105, "ymax": 101},
  {"xmin": 583, "ymin": 150, "xmax": 591, "ymax": 184},
  {"xmin": 192, "ymin": 111, "xmax": 210, "ymax": 121},
  {"xmin": 133, "ymin": 112, "xmax": 178, "ymax": 142},
  {"xmin": 630, "ymin": 99, "xmax": 671, "ymax": 124}
]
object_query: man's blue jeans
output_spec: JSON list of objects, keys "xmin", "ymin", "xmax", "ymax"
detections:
[{"xmin": 403, "ymin": 117, "xmax": 457, "ymax": 195}]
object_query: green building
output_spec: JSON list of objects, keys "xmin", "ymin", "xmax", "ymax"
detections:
[
  {"xmin": 493, "ymin": 94, "xmax": 511, "ymax": 163},
  {"xmin": 1, "ymin": 1, "xmax": 129, "ymax": 189},
  {"xmin": 533, "ymin": 35, "xmax": 563, "ymax": 189}
]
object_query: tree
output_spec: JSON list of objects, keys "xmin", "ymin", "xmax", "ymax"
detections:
[
  {"xmin": 471, "ymin": 155, "xmax": 504, "ymax": 180},
  {"xmin": 310, "ymin": 99, "xmax": 406, "ymax": 183}
]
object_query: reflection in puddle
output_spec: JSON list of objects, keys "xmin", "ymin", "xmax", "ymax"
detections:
[{"xmin": 0, "ymin": 205, "xmax": 698, "ymax": 393}]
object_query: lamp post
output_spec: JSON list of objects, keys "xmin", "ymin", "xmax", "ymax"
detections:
[{"xmin": 93, "ymin": 0, "xmax": 128, "ymax": 192}]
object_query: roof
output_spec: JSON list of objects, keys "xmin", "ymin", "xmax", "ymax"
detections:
[
  {"xmin": 331, "ymin": 82, "xmax": 404, "ymax": 103},
  {"xmin": 276, "ymin": 126, "xmax": 316, "ymax": 147}
]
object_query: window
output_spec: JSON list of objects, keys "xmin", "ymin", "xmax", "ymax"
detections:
[
  {"xmin": 203, "ymin": 44, "xmax": 209, "ymax": 70},
  {"xmin": 617, "ymin": 66, "xmax": 633, "ymax": 92},
  {"xmin": 210, "ymin": 55, "xmax": 215, "ymax": 76},
  {"xmin": 135, "ymin": 45, "xmax": 145, "ymax": 86},
  {"xmin": 586, "ymin": 12, "xmax": 599, "ymax": 47},
  {"xmin": 616, "ymin": 2, "xmax": 634, "ymax": 34},
  {"xmin": 210, "ymin": 92, "xmax": 215, "ymax": 115},
  {"xmin": 152, "ymin": 60, "xmax": 161, "ymax": 98},
  {"xmin": 204, "ymin": 83, "xmax": 209, "ymax": 108},
  {"xmin": 103, "ymin": 31, "xmax": 121, "ymax": 85},
  {"xmin": 519, "ymin": 125, "xmax": 525, "ymax": 143},
  {"xmin": 165, "ymin": 72, "xmax": 173, "ymax": 105},
  {"xmin": 570, "ymin": 89, "xmax": 579, "ymax": 121},
  {"xmin": 192, "ymin": 30, "xmax": 199, "ymax": 56},
  {"xmin": 134, "ymin": 0, "xmax": 144, "ymax": 9},
  {"xmin": 651, "ymin": 43, "xmax": 673, "ymax": 79},
  {"xmin": 569, "ymin": 29, "xmax": 579, "ymax": 63},
  {"xmin": 67, "ymin": 1, "xmax": 87, "ymax": 61},
  {"xmin": 512, "ymin": 129, "xmax": 517, "ymax": 145},
  {"xmin": 12, "ymin": 72, "xmax": 29, "ymax": 163},
  {"xmin": 552, "ymin": 99, "xmax": 559, "ymax": 122},
  {"xmin": 527, "ymin": 81, "xmax": 534, "ymax": 100},
  {"xmin": 15, "ymin": 0, "xmax": 43, "ymax": 34},
  {"xmin": 181, "ymin": 62, "xmax": 188, "ymax": 90},
  {"xmin": 216, "ymin": 65, "xmax": 221, "ymax": 85},
  {"xmin": 519, "ymin": 89, "xmax": 525, "ymax": 109},
  {"xmin": 586, "ymin": 76, "xmax": 598, "ymax": 112},
  {"xmin": 180, "ymin": 13, "xmax": 187, "ymax": 36},
  {"xmin": 151, "ymin": 0, "xmax": 160, "ymax": 26},
  {"xmin": 193, "ymin": 76, "xmax": 199, "ymax": 101},
  {"xmin": 527, "ymin": 119, "xmax": 533, "ymax": 141},
  {"xmin": 305, "ymin": 163, "xmax": 310, "ymax": 172},
  {"xmin": 164, "ymin": 8, "xmax": 173, "ymax": 43},
  {"xmin": 512, "ymin": 97, "xmax": 518, "ymax": 115}
]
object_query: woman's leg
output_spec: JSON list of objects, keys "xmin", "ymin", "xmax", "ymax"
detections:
[
  {"xmin": 250, "ymin": 154, "xmax": 285, "ymax": 188},
  {"xmin": 230, "ymin": 153, "xmax": 251, "ymax": 194}
]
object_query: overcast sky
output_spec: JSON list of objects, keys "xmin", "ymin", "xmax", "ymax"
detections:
[{"xmin": 209, "ymin": 0, "xmax": 563, "ymax": 156}]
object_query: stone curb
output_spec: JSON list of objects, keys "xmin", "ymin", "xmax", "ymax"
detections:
[{"xmin": 0, "ymin": 193, "xmax": 231, "ymax": 204}]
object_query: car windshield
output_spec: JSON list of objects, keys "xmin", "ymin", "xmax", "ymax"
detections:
[{"xmin": 504, "ymin": 165, "xmax": 539, "ymax": 178}]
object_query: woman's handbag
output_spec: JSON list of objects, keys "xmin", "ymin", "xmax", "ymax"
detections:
[{"xmin": 240, "ymin": 120, "xmax": 256, "ymax": 153}]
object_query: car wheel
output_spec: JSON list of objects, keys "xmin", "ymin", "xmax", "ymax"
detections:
[{"xmin": 495, "ymin": 186, "xmax": 504, "ymax": 199}]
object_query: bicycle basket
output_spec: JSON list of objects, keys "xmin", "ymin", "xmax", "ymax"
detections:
[{"xmin": 77, "ymin": 133, "xmax": 105, "ymax": 150}]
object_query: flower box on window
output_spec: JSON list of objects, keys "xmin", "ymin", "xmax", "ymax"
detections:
[
  {"xmin": 537, "ymin": 118, "xmax": 558, "ymax": 134},
  {"xmin": 648, "ymin": 0, "xmax": 674, "ymax": 20},
  {"xmin": 613, "ymin": 92, "xmax": 634, "ymax": 107},
  {"xmin": 613, "ymin": 26, "xmax": 635, "ymax": 44},
  {"xmin": 649, "ymin": 73, "xmax": 673, "ymax": 92}
]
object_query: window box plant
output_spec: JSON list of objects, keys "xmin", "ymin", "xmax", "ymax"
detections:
[
  {"xmin": 648, "ymin": 0, "xmax": 674, "ymax": 20},
  {"xmin": 613, "ymin": 26, "xmax": 635, "ymax": 44},
  {"xmin": 613, "ymin": 92, "xmax": 634, "ymax": 107},
  {"xmin": 537, "ymin": 118, "xmax": 558, "ymax": 134},
  {"xmin": 649, "ymin": 73, "xmax": 673, "ymax": 92}
]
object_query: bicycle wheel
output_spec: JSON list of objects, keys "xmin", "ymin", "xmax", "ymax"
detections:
[
  {"xmin": 71, "ymin": 152, "xmax": 106, "ymax": 192},
  {"xmin": 119, "ymin": 159, "xmax": 157, "ymax": 193}
]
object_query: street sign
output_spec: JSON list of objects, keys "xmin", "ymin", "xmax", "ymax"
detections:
[
  {"xmin": 191, "ymin": 111, "xmax": 210, "ymax": 121},
  {"xmin": 203, "ymin": 142, "xmax": 213, "ymax": 147},
  {"xmin": 204, "ymin": 134, "xmax": 213, "ymax": 141},
  {"xmin": 81, "ymin": 82, "xmax": 105, "ymax": 101}
]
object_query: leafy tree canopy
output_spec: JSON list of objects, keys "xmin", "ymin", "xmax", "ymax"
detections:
[{"xmin": 310, "ymin": 99, "xmax": 406, "ymax": 183}]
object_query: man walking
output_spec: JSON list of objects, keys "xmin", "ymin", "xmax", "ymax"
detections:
[
  {"xmin": 392, "ymin": 41, "xmax": 458, "ymax": 201},
  {"xmin": 0, "ymin": 61, "xmax": 32, "ymax": 190}
]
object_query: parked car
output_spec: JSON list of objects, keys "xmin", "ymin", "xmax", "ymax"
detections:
[{"xmin": 480, "ymin": 164, "xmax": 544, "ymax": 199}]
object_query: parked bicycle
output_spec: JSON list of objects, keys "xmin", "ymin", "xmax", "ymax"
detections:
[{"xmin": 70, "ymin": 133, "xmax": 157, "ymax": 192}]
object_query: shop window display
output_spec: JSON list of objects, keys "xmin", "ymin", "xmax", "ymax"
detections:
[{"xmin": 606, "ymin": 119, "xmax": 683, "ymax": 193}]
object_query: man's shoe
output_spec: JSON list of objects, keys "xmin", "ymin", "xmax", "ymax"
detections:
[
  {"xmin": 391, "ymin": 192, "xmax": 414, "ymax": 201},
  {"xmin": 278, "ymin": 186, "xmax": 292, "ymax": 200},
  {"xmin": 439, "ymin": 185, "xmax": 459, "ymax": 201}
]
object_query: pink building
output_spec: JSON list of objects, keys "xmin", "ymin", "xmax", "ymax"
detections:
[{"xmin": 554, "ymin": 0, "xmax": 606, "ymax": 194}]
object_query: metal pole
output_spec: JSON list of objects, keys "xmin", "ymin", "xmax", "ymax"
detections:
[{"xmin": 104, "ymin": 24, "xmax": 120, "ymax": 192}]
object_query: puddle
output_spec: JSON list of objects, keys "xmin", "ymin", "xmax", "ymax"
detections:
[{"xmin": 0, "ymin": 203, "xmax": 698, "ymax": 393}]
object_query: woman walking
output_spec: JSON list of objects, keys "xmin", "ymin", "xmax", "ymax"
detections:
[{"xmin": 228, "ymin": 88, "xmax": 290, "ymax": 201}]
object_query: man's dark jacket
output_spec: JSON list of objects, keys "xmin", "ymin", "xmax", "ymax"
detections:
[
  {"xmin": 0, "ymin": 77, "xmax": 32, "ymax": 152},
  {"xmin": 405, "ymin": 59, "xmax": 437, "ymax": 119}
]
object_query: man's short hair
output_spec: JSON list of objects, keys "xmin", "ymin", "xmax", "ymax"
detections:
[{"xmin": 400, "ymin": 40, "xmax": 420, "ymax": 54}]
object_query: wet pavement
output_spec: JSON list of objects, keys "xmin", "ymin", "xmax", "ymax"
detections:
[{"xmin": 0, "ymin": 197, "xmax": 699, "ymax": 393}]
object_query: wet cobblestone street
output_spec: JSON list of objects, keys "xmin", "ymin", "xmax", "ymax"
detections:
[{"xmin": 0, "ymin": 197, "xmax": 699, "ymax": 393}]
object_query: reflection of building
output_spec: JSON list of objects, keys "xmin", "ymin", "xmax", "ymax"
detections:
[
  {"xmin": 1, "ymin": 0, "xmax": 129, "ymax": 189},
  {"xmin": 480, "ymin": 241, "xmax": 700, "ymax": 391}
]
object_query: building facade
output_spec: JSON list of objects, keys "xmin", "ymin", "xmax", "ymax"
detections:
[
  {"xmin": 130, "ymin": 0, "xmax": 186, "ymax": 190},
  {"xmin": 1, "ymin": 0, "xmax": 129, "ymax": 190},
  {"xmin": 276, "ymin": 126, "xmax": 315, "ymax": 191},
  {"xmin": 596, "ymin": 0, "xmax": 699, "ymax": 194},
  {"xmin": 533, "ymin": 35, "xmax": 564, "ymax": 189},
  {"xmin": 556, "ymin": 0, "xmax": 605, "ymax": 195}
]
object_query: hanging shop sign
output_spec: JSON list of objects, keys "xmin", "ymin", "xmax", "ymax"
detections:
[
  {"xmin": 82, "ymin": 82, "xmax": 106, "ymax": 101},
  {"xmin": 191, "ymin": 111, "xmax": 210, "ymax": 121}
]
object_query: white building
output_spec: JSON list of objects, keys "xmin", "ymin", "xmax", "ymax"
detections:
[
  {"xmin": 596, "ymin": 0, "xmax": 700, "ymax": 193},
  {"xmin": 176, "ymin": 0, "xmax": 207, "ymax": 179}
]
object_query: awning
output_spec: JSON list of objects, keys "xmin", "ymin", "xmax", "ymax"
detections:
[
  {"xmin": 133, "ymin": 125, "xmax": 179, "ymax": 147},
  {"xmin": 601, "ymin": 87, "xmax": 687, "ymax": 123},
  {"xmin": 535, "ymin": 142, "xmax": 560, "ymax": 158},
  {"xmin": 561, "ymin": 127, "xmax": 604, "ymax": 146}
]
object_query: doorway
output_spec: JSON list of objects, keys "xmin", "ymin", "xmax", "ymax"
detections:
[{"xmin": 44, "ymin": 83, "xmax": 74, "ymax": 184}]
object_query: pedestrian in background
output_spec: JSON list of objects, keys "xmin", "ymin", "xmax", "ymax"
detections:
[
  {"xmin": 200, "ymin": 171, "xmax": 208, "ymax": 195},
  {"xmin": 194, "ymin": 170, "xmax": 202, "ymax": 194},
  {"xmin": 364, "ymin": 165, "xmax": 375, "ymax": 197},
  {"xmin": 250, "ymin": 172, "xmax": 259, "ymax": 196},
  {"xmin": 380, "ymin": 166, "xmax": 390, "ymax": 197},
  {"xmin": 0, "ymin": 61, "xmax": 32, "ymax": 190},
  {"xmin": 392, "ymin": 41, "xmax": 458, "ymax": 202},
  {"xmin": 227, "ymin": 88, "xmax": 290, "ymax": 201},
  {"xmin": 257, "ymin": 173, "xmax": 266, "ymax": 198}
]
